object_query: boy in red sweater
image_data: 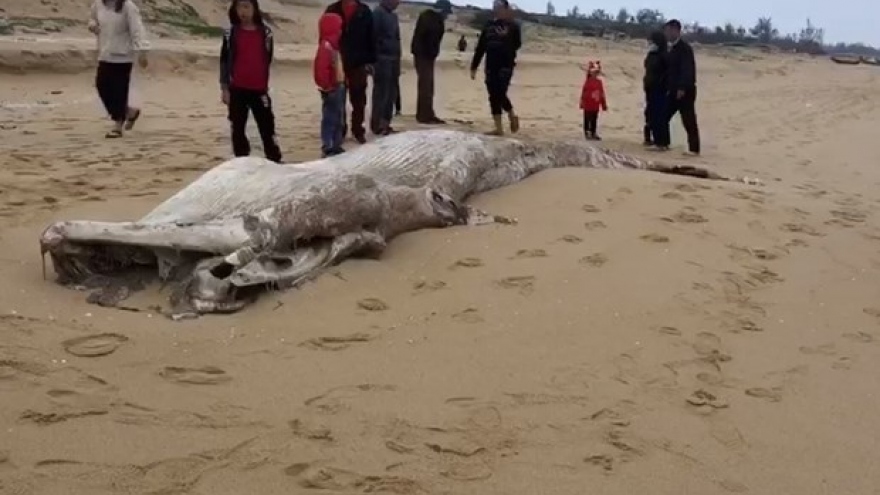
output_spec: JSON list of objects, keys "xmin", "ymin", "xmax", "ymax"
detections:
[
  {"xmin": 219, "ymin": 0, "xmax": 282, "ymax": 162},
  {"xmin": 314, "ymin": 12, "xmax": 347, "ymax": 157},
  {"xmin": 579, "ymin": 60, "xmax": 608, "ymax": 141}
]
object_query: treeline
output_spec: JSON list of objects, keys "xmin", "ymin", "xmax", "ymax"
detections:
[{"xmin": 461, "ymin": 3, "xmax": 879, "ymax": 57}]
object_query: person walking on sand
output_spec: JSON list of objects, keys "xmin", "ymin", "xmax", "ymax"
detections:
[
  {"xmin": 370, "ymin": 0, "xmax": 402, "ymax": 135},
  {"xmin": 314, "ymin": 12, "xmax": 347, "ymax": 157},
  {"xmin": 411, "ymin": 0, "xmax": 452, "ymax": 124},
  {"xmin": 88, "ymin": 0, "xmax": 149, "ymax": 139},
  {"xmin": 643, "ymin": 29, "xmax": 670, "ymax": 150},
  {"xmin": 326, "ymin": 0, "xmax": 375, "ymax": 144},
  {"xmin": 219, "ymin": 0, "xmax": 283, "ymax": 163},
  {"xmin": 664, "ymin": 19, "xmax": 700, "ymax": 156},
  {"xmin": 470, "ymin": 0, "xmax": 521, "ymax": 136}
]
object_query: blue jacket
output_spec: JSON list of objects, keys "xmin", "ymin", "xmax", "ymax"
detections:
[{"xmin": 219, "ymin": 25, "xmax": 275, "ymax": 89}]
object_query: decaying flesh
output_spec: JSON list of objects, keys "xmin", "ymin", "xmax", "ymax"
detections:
[{"xmin": 39, "ymin": 130, "xmax": 744, "ymax": 318}]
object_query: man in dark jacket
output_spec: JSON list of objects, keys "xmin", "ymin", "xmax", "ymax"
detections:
[
  {"xmin": 470, "ymin": 0, "xmax": 521, "ymax": 135},
  {"xmin": 663, "ymin": 19, "xmax": 700, "ymax": 155},
  {"xmin": 369, "ymin": 0, "xmax": 401, "ymax": 135},
  {"xmin": 325, "ymin": 0, "xmax": 375, "ymax": 143},
  {"xmin": 643, "ymin": 29, "xmax": 670, "ymax": 150},
  {"xmin": 411, "ymin": 0, "xmax": 452, "ymax": 124}
]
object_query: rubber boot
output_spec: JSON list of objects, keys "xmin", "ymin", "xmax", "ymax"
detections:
[{"xmin": 486, "ymin": 115, "xmax": 504, "ymax": 136}]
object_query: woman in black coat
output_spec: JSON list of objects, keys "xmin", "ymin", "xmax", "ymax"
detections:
[{"xmin": 643, "ymin": 30, "xmax": 670, "ymax": 150}]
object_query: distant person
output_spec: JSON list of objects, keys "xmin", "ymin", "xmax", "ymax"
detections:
[
  {"xmin": 410, "ymin": 0, "xmax": 452, "ymax": 124},
  {"xmin": 219, "ymin": 0, "xmax": 283, "ymax": 162},
  {"xmin": 326, "ymin": 0, "xmax": 375, "ymax": 144},
  {"xmin": 457, "ymin": 34, "xmax": 467, "ymax": 52},
  {"xmin": 314, "ymin": 13, "xmax": 346, "ymax": 157},
  {"xmin": 643, "ymin": 29, "xmax": 670, "ymax": 150},
  {"xmin": 579, "ymin": 60, "xmax": 608, "ymax": 140},
  {"xmin": 470, "ymin": 0, "xmax": 521, "ymax": 136},
  {"xmin": 88, "ymin": 0, "xmax": 149, "ymax": 139},
  {"xmin": 664, "ymin": 19, "xmax": 700, "ymax": 156},
  {"xmin": 370, "ymin": 0, "xmax": 402, "ymax": 135}
]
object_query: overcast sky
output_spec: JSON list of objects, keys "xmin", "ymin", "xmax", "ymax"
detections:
[{"xmin": 475, "ymin": 0, "xmax": 878, "ymax": 46}]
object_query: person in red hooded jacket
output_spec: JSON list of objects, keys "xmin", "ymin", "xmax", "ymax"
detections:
[
  {"xmin": 314, "ymin": 13, "xmax": 347, "ymax": 157},
  {"xmin": 579, "ymin": 60, "xmax": 608, "ymax": 140}
]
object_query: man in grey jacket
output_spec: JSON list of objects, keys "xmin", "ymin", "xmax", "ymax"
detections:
[{"xmin": 370, "ymin": 0, "xmax": 401, "ymax": 135}]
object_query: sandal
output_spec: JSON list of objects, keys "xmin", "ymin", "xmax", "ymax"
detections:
[
  {"xmin": 124, "ymin": 109, "xmax": 141, "ymax": 130},
  {"xmin": 105, "ymin": 129, "xmax": 123, "ymax": 138}
]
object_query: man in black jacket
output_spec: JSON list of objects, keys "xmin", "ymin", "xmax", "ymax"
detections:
[
  {"xmin": 470, "ymin": 0, "xmax": 521, "ymax": 136},
  {"xmin": 664, "ymin": 19, "xmax": 700, "ymax": 155},
  {"xmin": 326, "ymin": 0, "xmax": 375, "ymax": 143},
  {"xmin": 411, "ymin": 0, "xmax": 451, "ymax": 124}
]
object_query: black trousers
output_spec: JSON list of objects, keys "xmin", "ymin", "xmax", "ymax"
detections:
[
  {"xmin": 583, "ymin": 111, "xmax": 598, "ymax": 136},
  {"xmin": 645, "ymin": 87, "xmax": 670, "ymax": 146},
  {"xmin": 95, "ymin": 61, "xmax": 133, "ymax": 122},
  {"xmin": 485, "ymin": 67, "xmax": 514, "ymax": 116},
  {"xmin": 227, "ymin": 87, "xmax": 282, "ymax": 162},
  {"xmin": 666, "ymin": 86, "xmax": 700, "ymax": 153}
]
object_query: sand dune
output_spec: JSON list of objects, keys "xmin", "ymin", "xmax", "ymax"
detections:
[{"xmin": 3, "ymin": 5, "xmax": 880, "ymax": 494}]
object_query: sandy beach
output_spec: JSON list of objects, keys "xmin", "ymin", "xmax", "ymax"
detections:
[{"xmin": 2, "ymin": 2, "xmax": 880, "ymax": 493}]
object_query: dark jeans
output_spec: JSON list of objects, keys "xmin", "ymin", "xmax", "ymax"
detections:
[
  {"xmin": 583, "ymin": 110, "xmax": 599, "ymax": 136},
  {"xmin": 485, "ymin": 66, "xmax": 514, "ymax": 115},
  {"xmin": 645, "ymin": 87, "xmax": 670, "ymax": 146},
  {"xmin": 320, "ymin": 86, "xmax": 346, "ymax": 153},
  {"xmin": 95, "ymin": 61, "xmax": 133, "ymax": 122},
  {"xmin": 343, "ymin": 65, "xmax": 369, "ymax": 139},
  {"xmin": 370, "ymin": 57, "xmax": 401, "ymax": 133},
  {"xmin": 227, "ymin": 87, "xmax": 282, "ymax": 162},
  {"xmin": 414, "ymin": 56, "xmax": 437, "ymax": 121},
  {"xmin": 666, "ymin": 86, "xmax": 700, "ymax": 153},
  {"xmin": 395, "ymin": 86, "xmax": 401, "ymax": 114}
]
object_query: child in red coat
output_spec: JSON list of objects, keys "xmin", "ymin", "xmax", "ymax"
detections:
[
  {"xmin": 579, "ymin": 60, "xmax": 608, "ymax": 140},
  {"xmin": 313, "ymin": 12, "xmax": 346, "ymax": 157}
]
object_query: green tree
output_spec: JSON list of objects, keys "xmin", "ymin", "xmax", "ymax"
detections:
[
  {"xmin": 589, "ymin": 9, "xmax": 610, "ymax": 21},
  {"xmin": 615, "ymin": 8, "xmax": 630, "ymax": 23},
  {"xmin": 545, "ymin": 1, "xmax": 555, "ymax": 16},
  {"xmin": 635, "ymin": 8, "xmax": 663, "ymax": 25},
  {"xmin": 750, "ymin": 17, "xmax": 778, "ymax": 43}
]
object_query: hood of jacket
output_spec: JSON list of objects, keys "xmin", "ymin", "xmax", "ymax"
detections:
[{"xmin": 318, "ymin": 12, "xmax": 343, "ymax": 48}]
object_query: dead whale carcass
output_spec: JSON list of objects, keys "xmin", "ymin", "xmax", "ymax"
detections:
[{"xmin": 39, "ymin": 129, "xmax": 739, "ymax": 318}]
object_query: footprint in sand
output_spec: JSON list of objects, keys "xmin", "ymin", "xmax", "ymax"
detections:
[
  {"xmin": 558, "ymin": 234, "xmax": 583, "ymax": 244},
  {"xmin": 660, "ymin": 191, "xmax": 685, "ymax": 200},
  {"xmin": 159, "ymin": 366, "xmax": 231, "ymax": 385},
  {"xmin": 581, "ymin": 204, "xmax": 602, "ymax": 213},
  {"xmin": 842, "ymin": 331, "xmax": 875, "ymax": 343},
  {"xmin": 511, "ymin": 248, "xmax": 547, "ymax": 259},
  {"xmin": 299, "ymin": 333, "xmax": 375, "ymax": 351},
  {"xmin": 661, "ymin": 209, "xmax": 708, "ymax": 224},
  {"xmin": 580, "ymin": 253, "xmax": 608, "ymax": 267},
  {"xmin": 640, "ymin": 233, "xmax": 670, "ymax": 243},
  {"xmin": 744, "ymin": 387, "xmax": 782, "ymax": 402},
  {"xmin": 584, "ymin": 454, "xmax": 614, "ymax": 472},
  {"xmin": 62, "ymin": 333, "xmax": 129, "ymax": 358},
  {"xmin": 863, "ymin": 308, "xmax": 880, "ymax": 319},
  {"xmin": 780, "ymin": 223, "xmax": 823, "ymax": 237},
  {"xmin": 288, "ymin": 419, "xmax": 334, "ymax": 442},
  {"xmin": 284, "ymin": 462, "xmax": 420, "ymax": 491},
  {"xmin": 799, "ymin": 343, "xmax": 836, "ymax": 356},
  {"xmin": 657, "ymin": 326, "xmax": 682, "ymax": 336},
  {"xmin": 412, "ymin": 279, "xmax": 447, "ymax": 294},
  {"xmin": 494, "ymin": 276, "xmax": 535, "ymax": 295},
  {"xmin": 584, "ymin": 220, "xmax": 607, "ymax": 231},
  {"xmin": 686, "ymin": 389, "xmax": 729, "ymax": 410},
  {"xmin": 357, "ymin": 298, "xmax": 388, "ymax": 311},
  {"xmin": 450, "ymin": 257, "xmax": 483, "ymax": 269},
  {"xmin": 452, "ymin": 307, "xmax": 484, "ymax": 324}
]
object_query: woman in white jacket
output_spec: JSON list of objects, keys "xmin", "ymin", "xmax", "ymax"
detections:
[{"xmin": 88, "ymin": 0, "xmax": 149, "ymax": 138}]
